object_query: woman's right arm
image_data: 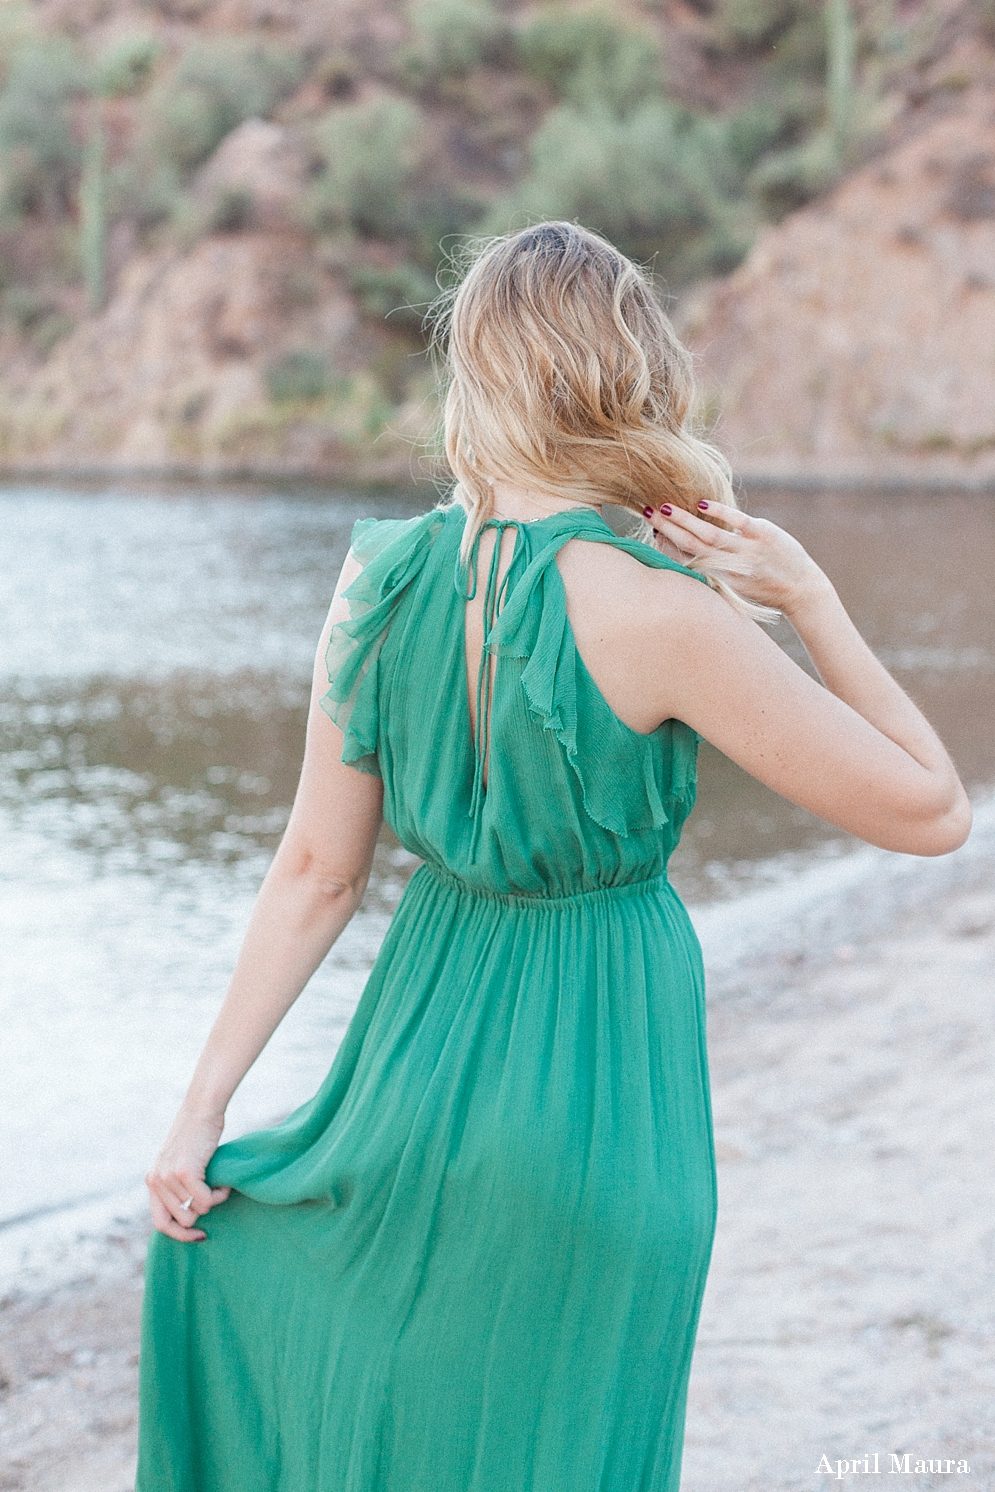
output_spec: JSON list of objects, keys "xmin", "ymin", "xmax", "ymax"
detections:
[
  {"xmin": 145, "ymin": 552, "xmax": 384, "ymax": 1243},
  {"xmin": 641, "ymin": 503, "xmax": 971, "ymax": 857}
]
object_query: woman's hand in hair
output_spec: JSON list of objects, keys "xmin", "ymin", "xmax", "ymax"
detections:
[
  {"xmin": 616, "ymin": 503, "xmax": 971, "ymax": 856},
  {"xmin": 643, "ymin": 501, "xmax": 825, "ymax": 618}
]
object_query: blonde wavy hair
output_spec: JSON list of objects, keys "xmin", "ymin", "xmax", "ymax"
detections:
[{"xmin": 429, "ymin": 221, "xmax": 763, "ymax": 615}]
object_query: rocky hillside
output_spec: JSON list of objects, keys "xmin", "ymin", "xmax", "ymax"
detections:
[
  {"xmin": 0, "ymin": 0, "xmax": 989, "ymax": 481},
  {"xmin": 0, "ymin": 120, "xmax": 421, "ymax": 480},
  {"xmin": 684, "ymin": 34, "xmax": 995, "ymax": 485}
]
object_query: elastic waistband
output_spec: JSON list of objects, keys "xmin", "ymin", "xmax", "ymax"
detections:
[{"xmin": 417, "ymin": 862, "xmax": 670, "ymax": 911}]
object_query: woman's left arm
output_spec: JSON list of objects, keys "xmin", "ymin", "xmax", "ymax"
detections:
[{"xmin": 146, "ymin": 553, "xmax": 382, "ymax": 1242}]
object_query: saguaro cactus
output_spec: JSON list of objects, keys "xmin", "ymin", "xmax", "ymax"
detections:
[
  {"xmin": 826, "ymin": 0, "xmax": 857, "ymax": 159},
  {"xmin": 79, "ymin": 97, "xmax": 107, "ymax": 312},
  {"xmin": 79, "ymin": 37, "xmax": 159, "ymax": 314}
]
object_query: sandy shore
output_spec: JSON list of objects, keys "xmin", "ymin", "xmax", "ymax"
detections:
[
  {"xmin": 683, "ymin": 864, "xmax": 995, "ymax": 1491},
  {"xmin": 2, "ymin": 854, "xmax": 993, "ymax": 1492}
]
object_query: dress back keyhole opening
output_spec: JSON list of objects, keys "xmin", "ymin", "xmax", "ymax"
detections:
[{"xmin": 464, "ymin": 524, "xmax": 518, "ymax": 797}]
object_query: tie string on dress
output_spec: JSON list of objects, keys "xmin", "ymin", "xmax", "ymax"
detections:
[{"xmin": 458, "ymin": 520, "xmax": 529, "ymax": 850}]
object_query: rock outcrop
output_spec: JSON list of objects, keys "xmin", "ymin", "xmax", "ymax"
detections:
[
  {"xmin": 683, "ymin": 74, "xmax": 995, "ymax": 487},
  {"xmin": 0, "ymin": 122, "xmax": 431, "ymax": 481}
]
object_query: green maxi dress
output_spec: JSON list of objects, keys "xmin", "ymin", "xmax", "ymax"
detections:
[{"xmin": 137, "ymin": 502, "xmax": 717, "ymax": 1492}]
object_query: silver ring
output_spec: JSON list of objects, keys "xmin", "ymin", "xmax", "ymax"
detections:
[{"xmin": 180, "ymin": 1195, "xmax": 194, "ymax": 1211}]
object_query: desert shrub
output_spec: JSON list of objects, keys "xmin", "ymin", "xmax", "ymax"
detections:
[
  {"xmin": 5, "ymin": 283, "xmax": 49, "ymax": 328},
  {"xmin": 143, "ymin": 85, "xmax": 219, "ymax": 174},
  {"xmin": 0, "ymin": 5, "xmax": 32, "ymax": 70},
  {"xmin": 401, "ymin": 0, "xmax": 512, "ymax": 86},
  {"xmin": 141, "ymin": 40, "xmax": 302, "ymax": 175},
  {"xmin": 409, "ymin": 182, "xmax": 488, "ymax": 271},
  {"xmin": 94, "ymin": 34, "xmax": 160, "ymax": 98},
  {"xmin": 519, "ymin": 10, "xmax": 661, "ymax": 113},
  {"xmin": 722, "ymin": 94, "xmax": 809, "ymax": 175},
  {"xmin": 707, "ymin": 0, "xmax": 801, "ymax": 51},
  {"xmin": 266, "ymin": 351, "xmax": 331, "ymax": 404},
  {"xmin": 349, "ymin": 261, "xmax": 438, "ymax": 330},
  {"xmin": 747, "ymin": 130, "xmax": 840, "ymax": 218},
  {"xmin": 207, "ymin": 185, "xmax": 255, "ymax": 234},
  {"xmin": 308, "ymin": 95, "xmax": 424, "ymax": 241},
  {"xmin": 312, "ymin": 51, "xmax": 358, "ymax": 102},
  {"xmin": 761, "ymin": 6, "xmax": 827, "ymax": 80},
  {"xmin": 706, "ymin": 1, "xmax": 827, "ymax": 97},
  {"xmin": 175, "ymin": 40, "xmax": 301, "ymax": 120},
  {"xmin": 0, "ymin": 285, "xmax": 71, "ymax": 349},
  {"xmin": 145, "ymin": 0, "xmax": 211, "ymax": 16},
  {"xmin": 0, "ymin": 39, "xmax": 86, "ymax": 219},
  {"xmin": 32, "ymin": 308, "xmax": 73, "ymax": 354},
  {"xmin": 487, "ymin": 99, "xmax": 747, "ymax": 283},
  {"xmin": 108, "ymin": 154, "xmax": 182, "ymax": 231}
]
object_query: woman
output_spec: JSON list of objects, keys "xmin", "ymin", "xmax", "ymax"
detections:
[{"xmin": 138, "ymin": 223, "xmax": 970, "ymax": 1491}]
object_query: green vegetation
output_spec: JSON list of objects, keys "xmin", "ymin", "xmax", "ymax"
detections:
[
  {"xmin": 826, "ymin": 0, "xmax": 857, "ymax": 156},
  {"xmin": 0, "ymin": 0, "xmax": 962, "ymax": 401},
  {"xmin": 479, "ymin": 11, "xmax": 680, "ymax": 268},
  {"xmin": 82, "ymin": 39, "xmax": 162, "ymax": 310},
  {"xmin": 143, "ymin": 41, "xmax": 301, "ymax": 175},
  {"xmin": 1, "ymin": 282, "xmax": 73, "ymax": 353},
  {"xmin": 0, "ymin": 39, "xmax": 85, "ymax": 221},
  {"xmin": 94, "ymin": 35, "xmax": 160, "ymax": 99},
  {"xmin": 519, "ymin": 10, "xmax": 661, "ymax": 112},
  {"xmin": 265, "ymin": 351, "xmax": 332, "ymax": 404},
  {"xmin": 401, "ymin": 0, "xmax": 512, "ymax": 88},
  {"xmin": 487, "ymin": 100, "xmax": 747, "ymax": 279},
  {"xmin": 709, "ymin": 0, "xmax": 809, "ymax": 52},
  {"xmin": 349, "ymin": 262, "xmax": 439, "ymax": 331},
  {"xmin": 486, "ymin": 3, "xmax": 861, "ymax": 263},
  {"xmin": 307, "ymin": 95, "xmax": 425, "ymax": 240},
  {"xmin": 79, "ymin": 106, "xmax": 107, "ymax": 310}
]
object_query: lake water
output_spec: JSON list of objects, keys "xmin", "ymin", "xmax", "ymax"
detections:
[{"xmin": 1, "ymin": 483, "xmax": 993, "ymax": 1252}]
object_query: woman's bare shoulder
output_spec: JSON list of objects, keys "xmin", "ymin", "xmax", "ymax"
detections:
[
  {"xmin": 554, "ymin": 534, "xmax": 737, "ymax": 734},
  {"xmin": 556, "ymin": 533, "xmax": 720, "ymax": 632}
]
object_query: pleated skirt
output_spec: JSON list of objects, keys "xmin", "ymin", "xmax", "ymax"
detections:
[{"xmin": 137, "ymin": 864, "xmax": 717, "ymax": 1492}]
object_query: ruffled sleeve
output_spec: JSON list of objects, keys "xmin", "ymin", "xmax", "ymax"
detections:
[
  {"xmin": 320, "ymin": 508, "xmax": 445, "ymax": 775},
  {"xmin": 487, "ymin": 526, "xmax": 704, "ymax": 837}
]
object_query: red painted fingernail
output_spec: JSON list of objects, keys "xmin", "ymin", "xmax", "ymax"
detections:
[
  {"xmin": 642, "ymin": 506, "xmax": 653, "ymax": 518},
  {"xmin": 661, "ymin": 504, "xmax": 672, "ymax": 516},
  {"xmin": 697, "ymin": 501, "xmax": 709, "ymax": 510}
]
